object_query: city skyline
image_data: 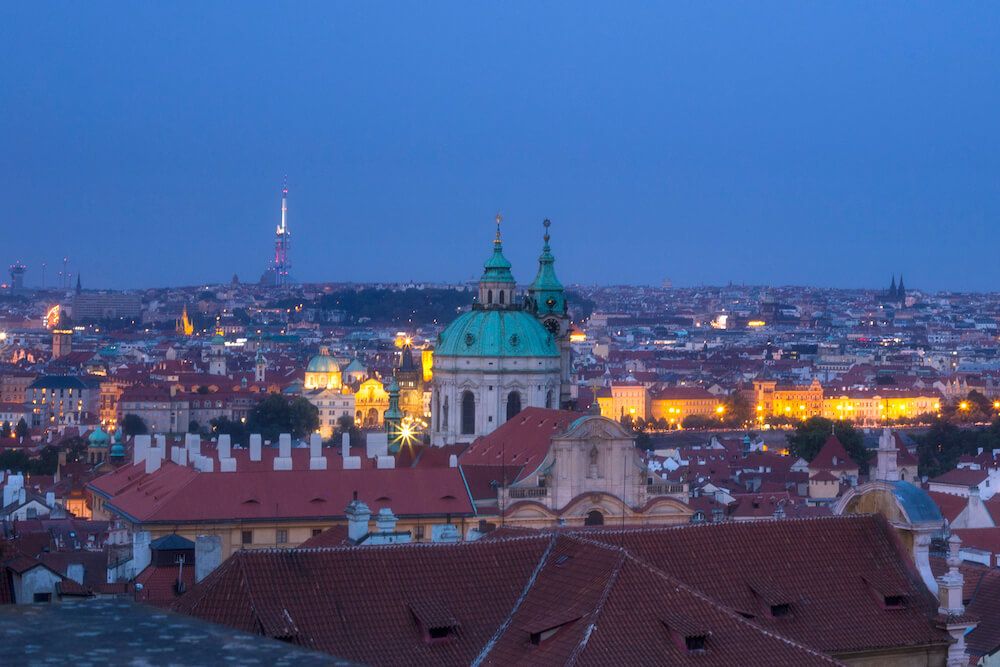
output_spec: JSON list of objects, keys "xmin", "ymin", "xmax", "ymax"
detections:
[{"xmin": 3, "ymin": 4, "xmax": 999, "ymax": 290}]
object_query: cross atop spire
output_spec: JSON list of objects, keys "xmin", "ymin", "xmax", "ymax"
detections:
[
  {"xmin": 543, "ymin": 218, "xmax": 551, "ymax": 245},
  {"xmin": 494, "ymin": 212, "xmax": 503, "ymax": 245}
]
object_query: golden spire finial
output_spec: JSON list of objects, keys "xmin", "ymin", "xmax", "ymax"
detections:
[{"xmin": 494, "ymin": 211, "xmax": 503, "ymax": 245}]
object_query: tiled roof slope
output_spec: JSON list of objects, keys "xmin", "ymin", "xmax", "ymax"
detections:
[
  {"xmin": 89, "ymin": 450, "xmax": 474, "ymax": 523},
  {"xmin": 461, "ymin": 408, "xmax": 579, "ymax": 483},
  {"xmin": 174, "ymin": 515, "xmax": 946, "ymax": 665},
  {"xmin": 577, "ymin": 515, "xmax": 949, "ymax": 656}
]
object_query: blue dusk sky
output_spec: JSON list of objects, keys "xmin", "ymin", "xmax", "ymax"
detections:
[{"xmin": 2, "ymin": 3, "xmax": 998, "ymax": 291}]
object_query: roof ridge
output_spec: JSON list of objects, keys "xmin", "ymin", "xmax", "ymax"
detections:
[
  {"xmin": 470, "ymin": 534, "xmax": 558, "ymax": 667},
  {"xmin": 564, "ymin": 548, "xmax": 627, "ymax": 666}
]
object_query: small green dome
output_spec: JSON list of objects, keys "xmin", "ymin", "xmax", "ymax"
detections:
[
  {"xmin": 436, "ymin": 310, "xmax": 559, "ymax": 358},
  {"xmin": 307, "ymin": 351, "xmax": 340, "ymax": 374},
  {"xmin": 88, "ymin": 427, "xmax": 109, "ymax": 447}
]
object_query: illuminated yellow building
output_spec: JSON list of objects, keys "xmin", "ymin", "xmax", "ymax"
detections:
[
  {"xmin": 355, "ymin": 378, "xmax": 389, "ymax": 427},
  {"xmin": 304, "ymin": 347, "xmax": 342, "ymax": 391},
  {"xmin": 752, "ymin": 379, "xmax": 823, "ymax": 421},
  {"xmin": 597, "ymin": 383, "xmax": 648, "ymax": 422},
  {"xmin": 649, "ymin": 387, "xmax": 721, "ymax": 427},
  {"xmin": 176, "ymin": 305, "xmax": 194, "ymax": 336},
  {"xmin": 822, "ymin": 391, "xmax": 941, "ymax": 425}
]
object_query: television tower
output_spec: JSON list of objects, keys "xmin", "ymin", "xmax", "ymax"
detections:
[{"xmin": 273, "ymin": 179, "xmax": 291, "ymax": 286}]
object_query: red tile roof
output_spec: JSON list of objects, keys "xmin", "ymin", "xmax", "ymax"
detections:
[
  {"xmin": 176, "ymin": 532, "xmax": 836, "ymax": 666},
  {"xmin": 89, "ymin": 448, "xmax": 474, "ymax": 525},
  {"xmin": 461, "ymin": 408, "xmax": 580, "ymax": 483},
  {"xmin": 926, "ymin": 491, "xmax": 968, "ymax": 523},
  {"xmin": 809, "ymin": 435, "xmax": 859, "ymax": 472},
  {"xmin": 929, "ymin": 468, "xmax": 989, "ymax": 487}
]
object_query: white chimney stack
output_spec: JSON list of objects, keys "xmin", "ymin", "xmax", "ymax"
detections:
[
  {"xmin": 341, "ymin": 432, "xmax": 350, "ymax": 459},
  {"xmin": 133, "ymin": 435, "xmax": 151, "ymax": 465},
  {"xmin": 185, "ymin": 433, "xmax": 201, "ymax": 457},
  {"xmin": 218, "ymin": 434, "xmax": 231, "ymax": 460},
  {"xmin": 249, "ymin": 434, "xmax": 262, "ymax": 462},
  {"xmin": 449, "ymin": 454, "xmax": 458, "ymax": 468},
  {"xmin": 145, "ymin": 453, "xmax": 161, "ymax": 474},
  {"xmin": 376, "ymin": 455, "xmax": 395, "ymax": 469},
  {"xmin": 309, "ymin": 433, "xmax": 327, "ymax": 470},
  {"xmin": 346, "ymin": 497, "xmax": 371, "ymax": 543},
  {"xmin": 273, "ymin": 433, "xmax": 292, "ymax": 470}
]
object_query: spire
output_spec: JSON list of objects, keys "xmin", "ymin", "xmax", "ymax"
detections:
[
  {"xmin": 75, "ymin": 273, "xmax": 82, "ymax": 295},
  {"xmin": 897, "ymin": 275, "xmax": 906, "ymax": 301},
  {"xmin": 527, "ymin": 218, "xmax": 565, "ymax": 315}
]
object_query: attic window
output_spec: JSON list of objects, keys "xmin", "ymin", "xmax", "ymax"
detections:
[
  {"xmin": 427, "ymin": 625, "xmax": 456, "ymax": 640},
  {"xmin": 555, "ymin": 554, "xmax": 572, "ymax": 567},
  {"xmin": 684, "ymin": 634, "xmax": 708, "ymax": 652},
  {"xmin": 770, "ymin": 603, "xmax": 791, "ymax": 617},
  {"xmin": 530, "ymin": 627, "xmax": 562, "ymax": 645},
  {"xmin": 883, "ymin": 594, "xmax": 907, "ymax": 609}
]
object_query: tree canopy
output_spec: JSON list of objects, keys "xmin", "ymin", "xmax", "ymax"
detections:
[{"xmin": 247, "ymin": 394, "xmax": 319, "ymax": 442}]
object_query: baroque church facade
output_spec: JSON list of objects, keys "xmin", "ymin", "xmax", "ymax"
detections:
[{"xmin": 431, "ymin": 217, "xmax": 571, "ymax": 445}]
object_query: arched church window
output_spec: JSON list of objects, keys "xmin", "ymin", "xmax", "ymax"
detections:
[
  {"xmin": 545, "ymin": 390, "xmax": 553, "ymax": 409},
  {"xmin": 366, "ymin": 408, "xmax": 378, "ymax": 427},
  {"xmin": 442, "ymin": 396, "xmax": 449, "ymax": 432},
  {"xmin": 506, "ymin": 391, "xmax": 521, "ymax": 421},
  {"xmin": 461, "ymin": 391, "xmax": 475, "ymax": 435},
  {"xmin": 584, "ymin": 510, "xmax": 604, "ymax": 526},
  {"xmin": 487, "ymin": 290, "xmax": 493, "ymax": 305},
  {"xmin": 499, "ymin": 290, "xmax": 505, "ymax": 305}
]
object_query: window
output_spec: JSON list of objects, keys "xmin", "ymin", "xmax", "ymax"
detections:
[
  {"xmin": 584, "ymin": 510, "xmax": 604, "ymax": 526},
  {"xmin": 461, "ymin": 391, "xmax": 475, "ymax": 435},
  {"xmin": 770, "ymin": 603, "xmax": 791, "ymax": 617},
  {"xmin": 241, "ymin": 530, "xmax": 253, "ymax": 545},
  {"xmin": 499, "ymin": 290, "xmax": 505, "ymax": 305},
  {"xmin": 276, "ymin": 529, "xmax": 288, "ymax": 544},
  {"xmin": 414, "ymin": 525, "xmax": 425, "ymax": 540},
  {"xmin": 487, "ymin": 289, "xmax": 493, "ymax": 304},
  {"xmin": 883, "ymin": 595, "xmax": 907, "ymax": 609},
  {"xmin": 545, "ymin": 390, "xmax": 553, "ymax": 409},
  {"xmin": 506, "ymin": 391, "xmax": 522, "ymax": 421},
  {"xmin": 33, "ymin": 593, "xmax": 52, "ymax": 603},
  {"xmin": 312, "ymin": 528, "xmax": 322, "ymax": 537},
  {"xmin": 684, "ymin": 635, "xmax": 707, "ymax": 652}
]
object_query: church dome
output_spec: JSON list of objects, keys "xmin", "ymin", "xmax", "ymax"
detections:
[
  {"xmin": 307, "ymin": 349, "xmax": 340, "ymax": 374},
  {"xmin": 436, "ymin": 310, "xmax": 559, "ymax": 358},
  {"xmin": 88, "ymin": 426, "xmax": 109, "ymax": 447}
]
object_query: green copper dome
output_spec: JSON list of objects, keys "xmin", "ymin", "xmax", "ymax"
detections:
[
  {"xmin": 480, "ymin": 216, "xmax": 516, "ymax": 284},
  {"xmin": 88, "ymin": 426, "xmax": 110, "ymax": 447},
  {"xmin": 306, "ymin": 349, "xmax": 340, "ymax": 373},
  {"xmin": 436, "ymin": 310, "xmax": 559, "ymax": 358}
]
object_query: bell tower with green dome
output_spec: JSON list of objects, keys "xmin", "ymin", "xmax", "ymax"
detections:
[
  {"xmin": 526, "ymin": 219, "xmax": 572, "ymax": 407},
  {"xmin": 477, "ymin": 213, "xmax": 518, "ymax": 309},
  {"xmin": 430, "ymin": 215, "xmax": 563, "ymax": 445}
]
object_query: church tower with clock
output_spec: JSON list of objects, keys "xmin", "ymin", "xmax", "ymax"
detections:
[{"xmin": 525, "ymin": 219, "xmax": 572, "ymax": 408}]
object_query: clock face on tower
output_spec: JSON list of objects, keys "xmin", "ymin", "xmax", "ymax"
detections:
[{"xmin": 543, "ymin": 318, "xmax": 560, "ymax": 336}]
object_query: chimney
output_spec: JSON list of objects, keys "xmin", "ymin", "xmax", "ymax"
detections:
[
  {"xmin": 938, "ymin": 534, "xmax": 965, "ymax": 615},
  {"xmin": 195, "ymin": 534, "xmax": 222, "ymax": 583},
  {"xmin": 309, "ymin": 433, "xmax": 327, "ymax": 470},
  {"xmin": 217, "ymin": 434, "xmax": 231, "ymax": 460},
  {"xmin": 155, "ymin": 434, "xmax": 167, "ymax": 450},
  {"xmin": 375, "ymin": 507, "xmax": 398, "ymax": 533},
  {"xmin": 133, "ymin": 435, "xmax": 151, "ymax": 465},
  {"xmin": 376, "ymin": 455, "xmax": 395, "ymax": 469},
  {"xmin": 45, "ymin": 491, "xmax": 55, "ymax": 508},
  {"xmin": 249, "ymin": 434, "xmax": 262, "ymax": 462},
  {"xmin": 145, "ymin": 453, "xmax": 161, "ymax": 474},
  {"xmin": 449, "ymin": 454, "xmax": 458, "ymax": 468},
  {"xmin": 345, "ymin": 495, "xmax": 371, "ymax": 543},
  {"xmin": 66, "ymin": 562, "xmax": 85, "ymax": 585},
  {"xmin": 185, "ymin": 433, "xmax": 201, "ymax": 457},
  {"xmin": 875, "ymin": 428, "xmax": 899, "ymax": 482},
  {"xmin": 273, "ymin": 433, "xmax": 293, "ymax": 470},
  {"xmin": 131, "ymin": 531, "xmax": 152, "ymax": 577}
]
